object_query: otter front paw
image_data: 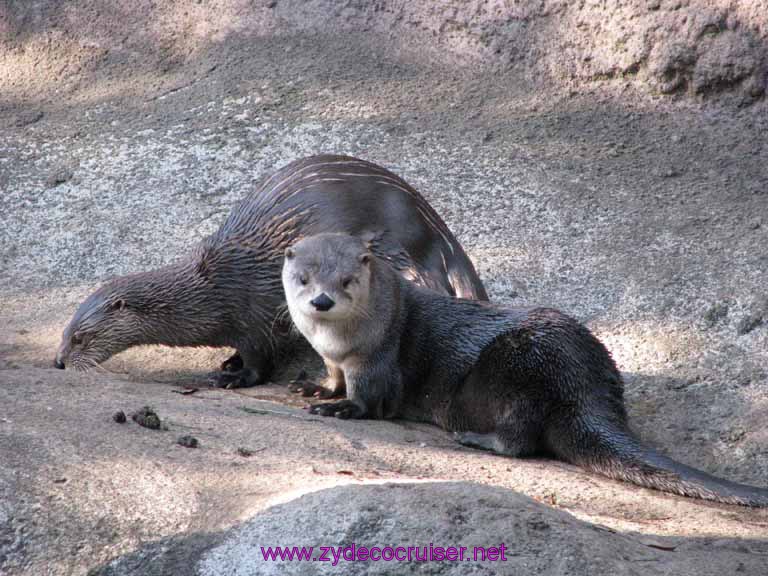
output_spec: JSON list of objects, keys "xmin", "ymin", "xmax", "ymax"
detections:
[
  {"xmin": 307, "ymin": 400, "xmax": 365, "ymax": 419},
  {"xmin": 288, "ymin": 380, "xmax": 343, "ymax": 399},
  {"xmin": 209, "ymin": 368, "xmax": 265, "ymax": 389}
]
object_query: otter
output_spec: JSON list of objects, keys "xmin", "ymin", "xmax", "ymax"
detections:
[
  {"xmin": 282, "ymin": 233, "xmax": 768, "ymax": 507},
  {"xmin": 55, "ymin": 155, "xmax": 487, "ymax": 388}
]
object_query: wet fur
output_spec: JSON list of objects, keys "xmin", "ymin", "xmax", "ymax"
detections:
[{"xmin": 286, "ymin": 234, "xmax": 768, "ymax": 507}]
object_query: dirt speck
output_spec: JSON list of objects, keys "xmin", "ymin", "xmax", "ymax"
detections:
[
  {"xmin": 704, "ymin": 302, "xmax": 730, "ymax": 326},
  {"xmin": 177, "ymin": 435, "xmax": 199, "ymax": 448},
  {"xmin": 45, "ymin": 168, "xmax": 74, "ymax": 188}
]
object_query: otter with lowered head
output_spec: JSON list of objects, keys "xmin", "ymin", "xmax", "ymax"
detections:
[
  {"xmin": 283, "ymin": 233, "xmax": 768, "ymax": 507},
  {"xmin": 55, "ymin": 155, "xmax": 487, "ymax": 388}
]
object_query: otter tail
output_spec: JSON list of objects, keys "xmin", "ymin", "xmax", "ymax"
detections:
[{"xmin": 546, "ymin": 415, "xmax": 768, "ymax": 507}]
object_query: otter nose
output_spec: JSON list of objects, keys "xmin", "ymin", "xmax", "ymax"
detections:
[
  {"xmin": 310, "ymin": 293, "xmax": 335, "ymax": 312},
  {"xmin": 54, "ymin": 359, "xmax": 65, "ymax": 370}
]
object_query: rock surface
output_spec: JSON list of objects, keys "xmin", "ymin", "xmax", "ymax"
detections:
[
  {"xmin": 2, "ymin": 1, "xmax": 767, "ymax": 106},
  {"xmin": 1, "ymin": 1, "xmax": 768, "ymax": 575},
  {"xmin": 196, "ymin": 482, "xmax": 768, "ymax": 576}
]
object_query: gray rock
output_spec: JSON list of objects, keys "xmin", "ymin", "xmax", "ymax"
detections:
[
  {"xmin": 2, "ymin": 2, "xmax": 768, "ymax": 575},
  {"xmin": 197, "ymin": 482, "xmax": 767, "ymax": 576},
  {"xmin": 692, "ymin": 31, "xmax": 763, "ymax": 96}
]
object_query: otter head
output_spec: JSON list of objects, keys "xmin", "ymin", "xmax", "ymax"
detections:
[
  {"xmin": 55, "ymin": 280, "xmax": 146, "ymax": 371},
  {"xmin": 282, "ymin": 233, "xmax": 373, "ymax": 325}
]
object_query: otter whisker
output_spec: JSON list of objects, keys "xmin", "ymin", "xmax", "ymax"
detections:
[
  {"xmin": 72, "ymin": 357, "xmax": 92, "ymax": 373},
  {"xmin": 270, "ymin": 304, "xmax": 292, "ymax": 336}
]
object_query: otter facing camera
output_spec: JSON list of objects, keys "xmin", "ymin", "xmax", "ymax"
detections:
[{"xmin": 310, "ymin": 293, "xmax": 335, "ymax": 312}]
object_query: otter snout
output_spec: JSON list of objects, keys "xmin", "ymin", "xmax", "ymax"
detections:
[
  {"xmin": 54, "ymin": 341, "xmax": 69, "ymax": 369},
  {"xmin": 310, "ymin": 293, "xmax": 335, "ymax": 312}
]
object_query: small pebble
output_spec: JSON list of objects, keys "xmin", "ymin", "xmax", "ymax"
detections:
[
  {"xmin": 112, "ymin": 410, "xmax": 127, "ymax": 424},
  {"xmin": 237, "ymin": 447, "xmax": 254, "ymax": 457},
  {"xmin": 177, "ymin": 435, "xmax": 199, "ymax": 449}
]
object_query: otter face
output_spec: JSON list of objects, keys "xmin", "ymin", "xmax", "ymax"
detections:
[
  {"xmin": 282, "ymin": 234, "xmax": 372, "ymax": 324},
  {"xmin": 55, "ymin": 284, "xmax": 139, "ymax": 371}
]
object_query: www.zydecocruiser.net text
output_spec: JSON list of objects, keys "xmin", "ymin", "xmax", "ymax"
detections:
[{"xmin": 261, "ymin": 543, "xmax": 509, "ymax": 565}]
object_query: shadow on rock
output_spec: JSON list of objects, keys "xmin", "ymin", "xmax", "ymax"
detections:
[
  {"xmin": 624, "ymin": 370, "xmax": 767, "ymax": 486},
  {"xmin": 88, "ymin": 481, "xmax": 768, "ymax": 576},
  {"xmin": 86, "ymin": 530, "xmax": 226, "ymax": 576}
]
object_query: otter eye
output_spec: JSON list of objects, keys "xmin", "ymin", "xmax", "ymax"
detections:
[
  {"xmin": 342, "ymin": 277, "xmax": 355, "ymax": 289},
  {"xmin": 299, "ymin": 275, "xmax": 308, "ymax": 286}
]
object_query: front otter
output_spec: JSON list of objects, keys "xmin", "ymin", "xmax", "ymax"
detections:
[
  {"xmin": 283, "ymin": 233, "xmax": 768, "ymax": 507},
  {"xmin": 283, "ymin": 235, "xmax": 402, "ymax": 417}
]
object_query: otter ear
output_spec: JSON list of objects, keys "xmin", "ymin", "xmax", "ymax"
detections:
[
  {"xmin": 359, "ymin": 253, "xmax": 371, "ymax": 265},
  {"xmin": 111, "ymin": 299, "xmax": 126, "ymax": 311},
  {"xmin": 285, "ymin": 247, "xmax": 295, "ymax": 260}
]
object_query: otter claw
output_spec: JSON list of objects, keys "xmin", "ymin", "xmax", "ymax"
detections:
[
  {"xmin": 210, "ymin": 368, "xmax": 262, "ymax": 389},
  {"xmin": 288, "ymin": 380, "xmax": 320, "ymax": 397},
  {"xmin": 289, "ymin": 380, "xmax": 341, "ymax": 399},
  {"xmin": 307, "ymin": 400, "xmax": 364, "ymax": 419}
]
